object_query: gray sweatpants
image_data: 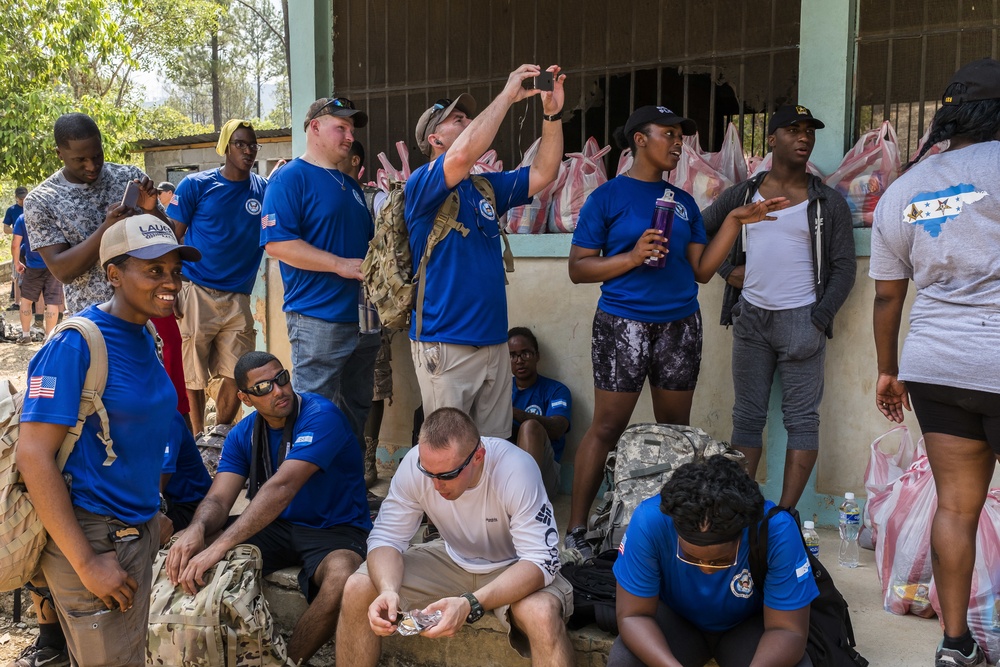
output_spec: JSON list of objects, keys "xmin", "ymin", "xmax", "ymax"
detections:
[{"xmin": 730, "ymin": 299, "xmax": 826, "ymax": 451}]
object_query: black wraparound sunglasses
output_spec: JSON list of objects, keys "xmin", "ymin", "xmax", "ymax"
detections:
[{"xmin": 416, "ymin": 442, "xmax": 480, "ymax": 480}]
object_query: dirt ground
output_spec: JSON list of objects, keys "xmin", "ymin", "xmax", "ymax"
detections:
[{"xmin": 0, "ymin": 283, "xmax": 44, "ymax": 664}]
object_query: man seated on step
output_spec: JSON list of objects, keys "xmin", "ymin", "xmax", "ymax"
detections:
[
  {"xmin": 166, "ymin": 351, "xmax": 371, "ymax": 665},
  {"xmin": 508, "ymin": 326, "xmax": 572, "ymax": 499},
  {"xmin": 336, "ymin": 407, "xmax": 574, "ymax": 667}
]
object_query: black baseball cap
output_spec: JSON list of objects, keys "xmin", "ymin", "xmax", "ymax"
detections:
[
  {"xmin": 14, "ymin": 187, "xmax": 27, "ymax": 198},
  {"xmin": 624, "ymin": 105, "xmax": 697, "ymax": 138},
  {"xmin": 767, "ymin": 105, "xmax": 826, "ymax": 135},
  {"xmin": 157, "ymin": 182, "xmax": 175, "ymax": 193},
  {"xmin": 942, "ymin": 58, "xmax": 1000, "ymax": 106}
]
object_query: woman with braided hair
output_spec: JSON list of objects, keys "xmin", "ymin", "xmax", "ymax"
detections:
[
  {"xmin": 871, "ymin": 58, "xmax": 1000, "ymax": 667},
  {"xmin": 608, "ymin": 455, "xmax": 818, "ymax": 667}
]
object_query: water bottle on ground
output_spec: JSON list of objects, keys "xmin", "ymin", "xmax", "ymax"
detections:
[
  {"xmin": 839, "ymin": 492, "xmax": 860, "ymax": 568},
  {"xmin": 802, "ymin": 520, "xmax": 820, "ymax": 558}
]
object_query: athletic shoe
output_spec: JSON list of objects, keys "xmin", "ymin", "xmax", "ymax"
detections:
[
  {"xmin": 8, "ymin": 643, "xmax": 70, "ymax": 667},
  {"xmin": 935, "ymin": 639, "xmax": 987, "ymax": 667},
  {"xmin": 563, "ymin": 526, "xmax": 594, "ymax": 562},
  {"xmin": 16, "ymin": 333, "xmax": 31, "ymax": 345}
]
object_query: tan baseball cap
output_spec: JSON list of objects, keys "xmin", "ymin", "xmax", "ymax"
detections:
[
  {"xmin": 100, "ymin": 214, "xmax": 201, "ymax": 266},
  {"xmin": 415, "ymin": 94, "xmax": 477, "ymax": 156}
]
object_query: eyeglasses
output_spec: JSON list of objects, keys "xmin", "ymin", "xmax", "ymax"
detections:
[
  {"xmin": 241, "ymin": 369, "xmax": 291, "ymax": 397},
  {"xmin": 416, "ymin": 442, "xmax": 480, "ymax": 481},
  {"xmin": 229, "ymin": 140, "xmax": 262, "ymax": 152},
  {"xmin": 308, "ymin": 97, "xmax": 357, "ymax": 123},
  {"xmin": 675, "ymin": 537, "xmax": 741, "ymax": 570},
  {"xmin": 509, "ymin": 350, "xmax": 536, "ymax": 361}
]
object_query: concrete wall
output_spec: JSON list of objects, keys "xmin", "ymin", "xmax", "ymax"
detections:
[
  {"xmin": 140, "ymin": 140, "xmax": 292, "ymax": 185},
  {"xmin": 257, "ymin": 233, "xmax": 932, "ymax": 525}
]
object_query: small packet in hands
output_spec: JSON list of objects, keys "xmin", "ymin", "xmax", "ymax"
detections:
[{"xmin": 396, "ymin": 609, "xmax": 443, "ymax": 636}]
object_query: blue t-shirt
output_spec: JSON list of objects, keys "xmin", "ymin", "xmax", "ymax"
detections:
[
  {"xmin": 614, "ymin": 497, "xmax": 819, "ymax": 633},
  {"xmin": 4, "ymin": 203, "xmax": 23, "ymax": 230},
  {"xmin": 12, "ymin": 214, "xmax": 45, "ymax": 269},
  {"xmin": 22, "ymin": 306, "xmax": 177, "ymax": 525},
  {"xmin": 404, "ymin": 159, "xmax": 531, "ymax": 345},
  {"xmin": 166, "ymin": 168, "xmax": 267, "ymax": 294},
  {"xmin": 162, "ymin": 412, "xmax": 212, "ymax": 505},
  {"xmin": 572, "ymin": 177, "xmax": 707, "ymax": 323},
  {"xmin": 259, "ymin": 159, "xmax": 373, "ymax": 323},
  {"xmin": 216, "ymin": 392, "xmax": 372, "ymax": 531},
  {"xmin": 511, "ymin": 375, "xmax": 572, "ymax": 460}
]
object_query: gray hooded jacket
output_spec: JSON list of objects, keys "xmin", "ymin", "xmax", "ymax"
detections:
[{"xmin": 701, "ymin": 171, "xmax": 857, "ymax": 338}]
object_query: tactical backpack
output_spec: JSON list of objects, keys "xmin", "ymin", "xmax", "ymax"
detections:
[
  {"xmin": 587, "ymin": 424, "xmax": 741, "ymax": 554},
  {"xmin": 361, "ymin": 175, "xmax": 514, "ymax": 338},
  {"xmin": 147, "ymin": 542, "xmax": 291, "ymax": 667},
  {"xmin": 749, "ymin": 506, "xmax": 869, "ymax": 667},
  {"xmin": 0, "ymin": 318, "xmax": 110, "ymax": 592},
  {"xmin": 561, "ymin": 549, "xmax": 620, "ymax": 634}
]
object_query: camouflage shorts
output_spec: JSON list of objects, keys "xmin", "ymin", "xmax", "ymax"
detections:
[{"xmin": 591, "ymin": 308, "xmax": 702, "ymax": 392}]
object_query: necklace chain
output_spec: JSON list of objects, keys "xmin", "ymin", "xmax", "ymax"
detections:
[{"xmin": 326, "ymin": 168, "xmax": 346, "ymax": 191}]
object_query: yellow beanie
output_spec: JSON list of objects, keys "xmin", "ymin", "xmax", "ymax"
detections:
[{"xmin": 217, "ymin": 119, "xmax": 254, "ymax": 156}]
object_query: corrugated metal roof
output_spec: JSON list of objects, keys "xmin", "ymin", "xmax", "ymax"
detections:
[{"xmin": 134, "ymin": 128, "xmax": 291, "ymax": 150}]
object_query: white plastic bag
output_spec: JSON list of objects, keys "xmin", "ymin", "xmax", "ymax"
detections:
[
  {"xmin": 506, "ymin": 139, "xmax": 552, "ymax": 234},
  {"xmin": 548, "ymin": 137, "xmax": 611, "ymax": 233},
  {"xmin": 824, "ymin": 120, "xmax": 900, "ymax": 227},
  {"xmin": 863, "ymin": 425, "xmax": 926, "ymax": 545},
  {"xmin": 666, "ymin": 143, "xmax": 731, "ymax": 210}
]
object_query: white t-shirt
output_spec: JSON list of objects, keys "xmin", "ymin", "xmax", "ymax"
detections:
[
  {"xmin": 870, "ymin": 141, "xmax": 1000, "ymax": 394},
  {"xmin": 742, "ymin": 194, "xmax": 815, "ymax": 310},
  {"xmin": 368, "ymin": 437, "xmax": 561, "ymax": 585}
]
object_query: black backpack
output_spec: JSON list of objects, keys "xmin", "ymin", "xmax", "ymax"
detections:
[
  {"xmin": 560, "ymin": 550, "xmax": 619, "ymax": 634},
  {"xmin": 749, "ymin": 506, "xmax": 869, "ymax": 667}
]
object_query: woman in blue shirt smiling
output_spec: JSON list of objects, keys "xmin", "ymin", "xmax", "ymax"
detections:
[
  {"xmin": 17, "ymin": 214, "xmax": 200, "ymax": 667},
  {"xmin": 565, "ymin": 106, "xmax": 788, "ymax": 557}
]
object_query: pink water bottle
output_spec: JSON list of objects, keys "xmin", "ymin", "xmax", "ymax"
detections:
[{"xmin": 644, "ymin": 189, "xmax": 676, "ymax": 269}]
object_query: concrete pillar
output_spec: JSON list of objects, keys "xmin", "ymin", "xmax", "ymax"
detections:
[
  {"xmin": 288, "ymin": 0, "xmax": 333, "ymax": 157},
  {"xmin": 797, "ymin": 0, "xmax": 858, "ymax": 175}
]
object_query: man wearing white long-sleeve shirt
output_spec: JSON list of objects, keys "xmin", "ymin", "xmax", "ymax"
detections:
[{"xmin": 336, "ymin": 407, "xmax": 574, "ymax": 666}]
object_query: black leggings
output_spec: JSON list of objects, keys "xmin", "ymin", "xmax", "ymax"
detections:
[{"xmin": 607, "ymin": 602, "xmax": 812, "ymax": 667}]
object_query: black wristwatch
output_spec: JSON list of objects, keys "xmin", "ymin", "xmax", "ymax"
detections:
[{"xmin": 461, "ymin": 592, "xmax": 484, "ymax": 624}]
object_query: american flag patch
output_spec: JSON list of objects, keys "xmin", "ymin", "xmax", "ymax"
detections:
[
  {"xmin": 28, "ymin": 376, "xmax": 57, "ymax": 399},
  {"xmin": 170, "ymin": 194, "xmax": 179, "ymax": 206},
  {"xmin": 261, "ymin": 213, "xmax": 276, "ymax": 229},
  {"xmin": 618, "ymin": 534, "xmax": 627, "ymax": 555}
]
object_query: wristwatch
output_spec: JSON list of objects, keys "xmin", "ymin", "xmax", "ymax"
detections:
[
  {"xmin": 461, "ymin": 592, "xmax": 484, "ymax": 624},
  {"xmin": 542, "ymin": 111, "xmax": 563, "ymax": 122}
]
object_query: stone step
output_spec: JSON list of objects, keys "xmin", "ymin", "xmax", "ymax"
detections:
[{"xmin": 262, "ymin": 567, "xmax": 614, "ymax": 666}]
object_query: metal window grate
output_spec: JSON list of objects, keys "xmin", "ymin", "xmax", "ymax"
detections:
[
  {"xmin": 331, "ymin": 0, "xmax": 800, "ymax": 175},
  {"xmin": 855, "ymin": 0, "xmax": 1000, "ymax": 163}
]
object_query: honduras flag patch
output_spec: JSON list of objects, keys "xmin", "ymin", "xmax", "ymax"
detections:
[{"xmin": 901, "ymin": 183, "xmax": 987, "ymax": 237}]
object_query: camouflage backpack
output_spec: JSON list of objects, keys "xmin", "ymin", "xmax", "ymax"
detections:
[
  {"xmin": 0, "ymin": 318, "xmax": 110, "ymax": 592},
  {"xmin": 587, "ymin": 423, "xmax": 742, "ymax": 554},
  {"xmin": 361, "ymin": 175, "xmax": 514, "ymax": 338},
  {"xmin": 148, "ymin": 543, "xmax": 291, "ymax": 667}
]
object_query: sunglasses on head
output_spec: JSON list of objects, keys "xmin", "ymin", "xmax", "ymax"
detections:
[
  {"xmin": 432, "ymin": 98, "xmax": 452, "ymax": 111},
  {"xmin": 416, "ymin": 442, "xmax": 480, "ymax": 481},
  {"xmin": 308, "ymin": 97, "xmax": 357, "ymax": 123},
  {"xmin": 241, "ymin": 369, "xmax": 291, "ymax": 397}
]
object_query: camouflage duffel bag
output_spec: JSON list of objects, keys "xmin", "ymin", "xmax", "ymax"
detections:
[
  {"xmin": 587, "ymin": 423, "xmax": 743, "ymax": 555},
  {"xmin": 148, "ymin": 542, "xmax": 292, "ymax": 666}
]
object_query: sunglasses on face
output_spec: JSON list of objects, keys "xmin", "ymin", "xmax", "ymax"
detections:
[
  {"xmin": 416, "ymin": 442, "xmax": 480, "ymax": 481},
  {"xmin": 675, "ymin": 536, "xmax": 741, "ymax": 570},
  {"xmin": 241, "ymin": 369, "xmax": 291, "ymax": 397},
  {"xmin": 308, "ymin": 97, "xmax": 357, "ymax": 123}
]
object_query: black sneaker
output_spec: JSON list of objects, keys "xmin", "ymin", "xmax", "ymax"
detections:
[
  {"xmin": 935, "ymin": 639, "xmax": 987, "ymax": 667},
  {"xmin": 563, "ymin": 525, "xmax": 594, "ymax": 562},
  {"xmin": 8, "ymin": 643, "xmax": 70, "ymax": 667}
]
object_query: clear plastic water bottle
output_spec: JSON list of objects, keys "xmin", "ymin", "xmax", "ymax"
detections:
[
  {"xmin": 839, "ymin": 492, "xmax": 860, "ymax": 568},
  {"xmin": 644, "ymin": 189, "xmax": 676, "ymax": 269},
  {"xmin": 802, "ymin": 520, "xmax": 820, "ymax": 559}
]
